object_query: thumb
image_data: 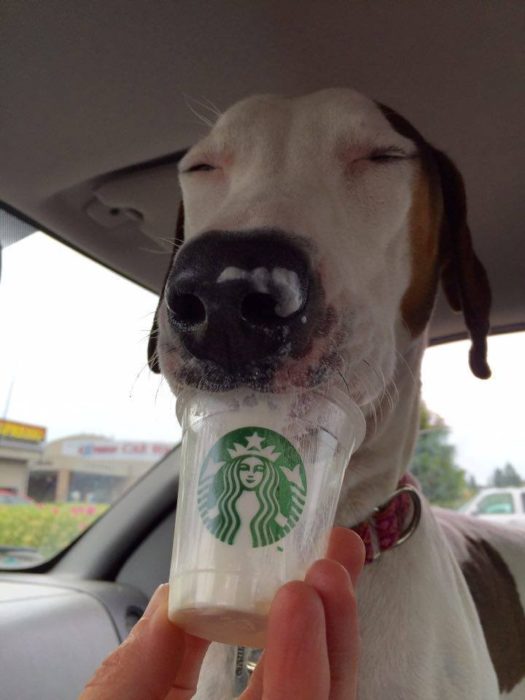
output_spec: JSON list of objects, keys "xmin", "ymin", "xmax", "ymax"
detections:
[{"xmin": 79, "ymin": 584, "xmax": 208, "ymax": 700}]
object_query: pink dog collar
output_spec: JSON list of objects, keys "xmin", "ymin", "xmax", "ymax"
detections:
[{"xmin": 351, "ymin": 474, "xmax": 422, "ymax": 564}]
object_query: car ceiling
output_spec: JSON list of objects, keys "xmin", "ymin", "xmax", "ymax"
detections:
[{"xmin": 1, "ymin": 0, "xmax": 524, "ymax": 344}]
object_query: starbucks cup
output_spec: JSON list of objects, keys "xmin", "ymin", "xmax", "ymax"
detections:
[{"xmin": 168, "ymin": 387, "xmax": 365, "ymax": 647}]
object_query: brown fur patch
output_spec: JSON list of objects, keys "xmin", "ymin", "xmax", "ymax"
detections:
[
  {"xmin": 400, "ymin": 164, "xmax": 442, "ymax": 337},
  {"xmin": 461, "ymin": 536, "xmax": 525, "ymax": 693},
  {"xmin": 380, "ymin": 101, "xmax": 491, "ymax": 377}
]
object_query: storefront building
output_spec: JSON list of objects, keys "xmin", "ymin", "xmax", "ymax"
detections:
[
  {"xmin": 0, "ymin": 419, "xmax": 46, "ymax": 495},
  {"xmin": 27, "ymin": 435, "xmax": 174, "ymax": 503}
]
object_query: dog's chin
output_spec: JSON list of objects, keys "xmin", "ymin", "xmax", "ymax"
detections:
[
  {"xmin": 162, "ymin": 353, "xmax": 337, "ymax": 395},
  {"xmin": 171, "ymin": 361, "xmax": 276, "ymax": 393}
]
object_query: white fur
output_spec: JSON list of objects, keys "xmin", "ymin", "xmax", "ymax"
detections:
[{"xmin": 155, "ymin": 89, "xmax": 523, "ymax": 698}]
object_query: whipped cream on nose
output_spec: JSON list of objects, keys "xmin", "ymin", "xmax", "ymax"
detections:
[{"xmin": 217, "ymin": 266, "xmax": 304, "ymax": 317}]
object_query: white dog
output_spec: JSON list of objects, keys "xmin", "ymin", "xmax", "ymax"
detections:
[{"xmin": 148, "ymin": 89, "xmax": 525, "ymax": 699}]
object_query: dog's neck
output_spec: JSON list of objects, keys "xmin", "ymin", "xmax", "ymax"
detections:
[{"xmin": 335, "ymin": 334, "xmax": 425, "ymax": 528}]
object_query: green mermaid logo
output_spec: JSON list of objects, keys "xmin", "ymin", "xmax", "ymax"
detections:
[{"xmin": 198, "ymin": 427, "xmax": 307, "ymax": 548}]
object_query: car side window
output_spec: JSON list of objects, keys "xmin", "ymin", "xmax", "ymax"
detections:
[
  {"xmin": 475, "ymin": 493, "xmax": 514, "ymax": 515},
  {"xmin": 0, "ymin": 230, "xmax": 178, "ymax": 568}
]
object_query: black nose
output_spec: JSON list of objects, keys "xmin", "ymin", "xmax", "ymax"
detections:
[{"xmin": 165, "ymin": 230, "xmax": 320, "ymax": 374}]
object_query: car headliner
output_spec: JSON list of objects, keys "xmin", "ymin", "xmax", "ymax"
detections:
[{"xmin": 1, "ymin": 1, "xmax": 524, "ymax": 344}]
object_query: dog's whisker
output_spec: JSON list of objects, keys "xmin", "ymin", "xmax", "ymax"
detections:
[
  {"xmin": 378, "ymin": 365, "xmax": 397, "ymax": 413},
  {"xmin": 154, "ymin": 234, "xmax": 181, "ymax": 247},
  {"xmin": 138, "ymin": 245, "xmax": 173, "ymax": 256},
  {"xmin": 359, "ymin": 359, "xmax": 380, "ymax": 436},
  {"xmin": 362, "ymin": 358, "xmax": 384, "ymax": 398},
  {"xmin": 336, "ymin": 368, "xmax": 351, "ymax": 400},
  {"xmin": 195, "ymin": 95, "xmax": 223, "ymax": 119},
  {"xmin": 154, "ymin": 374, "xmax": 169, "ymax": 404},
  {"xmin": 183, "ymin": 93, "xmax": 219, "ymax": 128},
  {"xmin": 361, "ymin": 358, "xmax": 401, "ymax": 434},
  {"xmin": 187, "ymin": 94, "xmax": 223, "ymax": 119},
  {"xmin": 394, "ymin": 349, "xmax": 418, "ymax": 387},
  {"xmin": 364, "ymin": 359, "xmax": 398, "ymax": 415},
  {"xmin": 128, "ymin": 362, "xmax": 151, "ymax": 399}
]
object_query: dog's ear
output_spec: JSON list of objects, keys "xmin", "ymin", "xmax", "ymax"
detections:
[
  {"xmin": 148, "ymin": 201, "xmax": 185, "ymax": 373},
  {"xmin": 432, "ymin": 149, "xmax": 492, "ymax": 379}
]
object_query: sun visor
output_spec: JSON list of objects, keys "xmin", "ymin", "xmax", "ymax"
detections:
[{"xmin": 87, "ymin": 161, "xmax": 182, "ymax": 252}]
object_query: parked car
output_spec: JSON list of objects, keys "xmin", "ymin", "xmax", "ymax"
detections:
[{"xmin": 459, "ymin": 487, "xmax": 525, "ymax": 526}]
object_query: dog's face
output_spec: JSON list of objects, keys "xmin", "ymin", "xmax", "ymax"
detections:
[{"xmin": 149, "ymin": 88, "xmax": 490, "ymax": 409}]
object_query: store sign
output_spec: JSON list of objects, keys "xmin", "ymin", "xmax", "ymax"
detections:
[
  {"xmin": 0, "ymin": 419, "xmax": 46, "ymax": 444},
  {"xmin": 62, "ymin": 439, "xmax": 173, "ymax": 462}
]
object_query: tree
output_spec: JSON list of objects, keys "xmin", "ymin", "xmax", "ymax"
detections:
[
  {"xmin": 410, "ymin": 402, "xmax": 468, "ymax": 508},
  {"xmin": 490, "ymin": 462, "xmax": 523, "ymax": 487},
  {"xmin": 466, "ymin": 474, "xmax": 480, "ymax": 495}
]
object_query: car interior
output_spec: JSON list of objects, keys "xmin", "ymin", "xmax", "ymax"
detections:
[{"xmin": 1, "ymin": 2, "xmax": 524, "ymax": 698}]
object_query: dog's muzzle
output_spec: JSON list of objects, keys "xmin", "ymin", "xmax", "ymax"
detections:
[{"xmin": 165, "ymin": 229, "xmax": 323, "ymax": 383}]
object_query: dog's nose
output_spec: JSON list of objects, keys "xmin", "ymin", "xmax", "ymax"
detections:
[{"xmin": 165, "ymin": 230, "xmax": 318, "ymax": 372}]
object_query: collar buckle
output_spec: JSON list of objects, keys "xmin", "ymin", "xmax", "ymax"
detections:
[{"xmin": 358, "ymin": 481, "xmax": 422, "ymax": 563}]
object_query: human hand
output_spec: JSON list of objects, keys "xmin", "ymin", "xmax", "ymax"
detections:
[
  {"xmin": 240, "ymin": 527, "xmax": 364, "ymax": 700},
  {"xmin": 78, "ymin": 582, "xmax": 209, "ymax": 700},
  {"xmin": 79, "ymin": 527, "xmax": 364, "ymax": 699}
]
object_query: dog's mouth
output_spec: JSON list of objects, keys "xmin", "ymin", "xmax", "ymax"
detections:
[
  {"xmin": 158, "ymin": 301, "xmax": 342, "ymax": 394},
  {"xmin": 170, "ymin": 353, "xmax": 284, "ymax": 393},
  {"xmin": 157, "ymin": 299, "xmax": 394, "ymax": 423}
]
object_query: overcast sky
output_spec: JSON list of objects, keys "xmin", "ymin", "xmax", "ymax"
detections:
[{"xmin": 1, "ymin": 232, "xmax": 523, "ymax": 486}]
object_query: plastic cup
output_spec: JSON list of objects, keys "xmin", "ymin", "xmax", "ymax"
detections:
[{"xmin": 168, "ymin": 387, "xmax": 365, "ymax": 647}]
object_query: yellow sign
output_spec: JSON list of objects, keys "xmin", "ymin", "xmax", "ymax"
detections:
[{"xmin": 0, "ymin": 419, "xmax": 46, "ymax": 444}]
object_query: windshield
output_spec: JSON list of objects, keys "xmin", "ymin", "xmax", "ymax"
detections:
[
  {"xmin": 0, "ymin": 229, "xmax": 178, "ymax": 567},
  {"xmin": 1, "ymin": 225, "xmax": 523, "ymax": 568}
]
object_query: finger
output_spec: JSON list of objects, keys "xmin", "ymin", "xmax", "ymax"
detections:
[
  {"xmin": 79, "ymin": 585, "xmax": 208, "ymax": 700},
  {"xmin": 305, "ymin": 559, "xmax": 360, "ymax": 700},
  {"xmin": 241, "ymin": 529, "xmax": 364, "ymax": 699},
  {"xmin": 165, "ymin": 634, "xmax": 210, "ymax": 700},
  {"xmin": 250, "ymin": 581, "xmax": 330, "ymax": 700},
  {"xmin": 325, "ymin": 527, "xmax": 365, "ymax": 585}
]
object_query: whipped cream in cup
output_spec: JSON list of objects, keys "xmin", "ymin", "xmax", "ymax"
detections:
[{"xmin": 168, "ymin": 387, "xmax": 365, "ymax": 647}]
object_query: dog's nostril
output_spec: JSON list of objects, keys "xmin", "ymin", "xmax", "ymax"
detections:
[
  {"xmin": 167, "ymin": 292, "xmax": 206, "ymax": 329},
  {"xmin": 241, "ymin": 292, "xmax": 282, "ymax": 326}
]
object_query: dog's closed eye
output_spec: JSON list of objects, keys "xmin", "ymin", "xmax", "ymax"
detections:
[
  {"xmin": 367, "ymin": 148, "xmax": 416, "ymax": 163},
  {"xmin": 182, "ymin": 162, "xmax": 216, "ymax": 173}
]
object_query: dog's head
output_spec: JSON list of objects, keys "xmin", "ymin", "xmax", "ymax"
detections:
[{"xmin": 148, "ymin": 89, "xmax": 490, "ymax": 408}]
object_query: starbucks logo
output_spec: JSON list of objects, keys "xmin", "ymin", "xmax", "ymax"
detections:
[{"xmin": 197, "ymin": 427, "xmax": 307, "ymax": 548}]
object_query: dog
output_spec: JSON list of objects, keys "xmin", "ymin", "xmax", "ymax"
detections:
[{"xmin": 148, "ymin": 88, "xmax": 525, "ymax": 699}]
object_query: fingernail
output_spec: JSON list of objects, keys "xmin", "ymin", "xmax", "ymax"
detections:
[{"xmin": 143, "ymin": 583, "xmax": 169, "ymax": 618}]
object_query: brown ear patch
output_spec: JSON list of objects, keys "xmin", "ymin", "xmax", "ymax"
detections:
[
  {"xmin": 461, "ymin": 536, "xmax": 525, "ymax": 693},
  {"xmin": 400, "ymin": 164, "xmax": 442, "ymax": 337},
  {"xmin": 378, "ymin": 102, "xmax": 492, "ymax": 379},
  {"xmin": 377, "ymin": 103, "xmax": 443, "ymax": 339},
  {"xmin": 433, "ymin": 150, "xmax": 492, "ymax": 379}
]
